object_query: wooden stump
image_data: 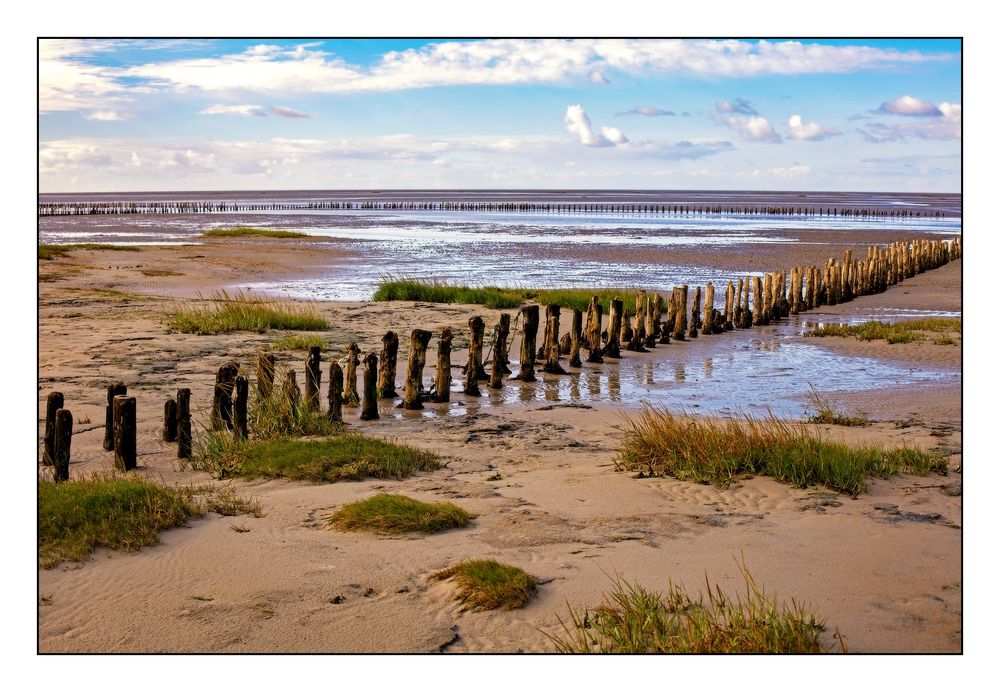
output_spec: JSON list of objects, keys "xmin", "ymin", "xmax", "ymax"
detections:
[
  {"xmin": 328, "ymin": 362, "xmax": 344, "ymax": 423},
  {"xmin": 103, "ymin": 382, "xmax": 126, "ymax": 451},
  {"xmin": 163, "ymin": 398, "xmax": 178, "ymax": 442},
  {"xmin": 113, "ymin": 395, "xmax": 137, "ymax": 472},
  {"xmin": 584, "ymin": 297, "xmax": 604, "ymax": 363},
  {"xmin": 177, "ymin": 388, "xmax": 192, "ymax": 460},
  {"xmin": 761, "ymin": 274, "xmax": 773, "ymax": 323},
  {"xmin": 256, "ymin": 352, "xmax": 275, "ymax": 400},
  {"xmin": 360, "ymin": 353, "xmax": 379, "ymax": 420},
  {"xmin": 701, "ymin": 283, "xmax": 715, "ymax": 336},
  {"xmin": 671, "ymin": 287, "xmax": 688, "ymax": 341},
  {"xmin": 605, "ymin": 298, "xmax": 624, "ymax": 358},
  {"xmin": 688, "ymin": 286, "xmax": 701, "ymax": 338},
  {"xmin": 282, "ymin": 371, "xmax": 300, "ymax": 427},
  {"xmin": 211, "ymin": 360, "xmax": 239, "ymax": 430},
  {"xmin": 741, "ymin": 278, "xmax": 752, "ymax": 328},
  {"xmin": 377, "ymin": 331, "xmax": 399, "ymax": 398},
  {"xmin": 724, "ymin": 281, "xmax": 735, "ymax": 330},
  {"xmin": 343, "ymin": 343, "xmax": 361, "ymax": 406},
  {"xmin": 305, "ymin": 346, "xmax": 321, "ymax": 409},
  {"xmin": 753, "ymin": 277, "xmax": 765, "ymax": 326},
  {"xmin": 43, "ymin": 391, "xmax": 64, "ymax": 466},
  {"xmin": 489, "ymin": 315, "xmax": 511, "ymax": 389},
  {"xmin": 517, "ymin": 306, "xmax": 539, "ymax": 381},
  {"xmin": 465, "ymin": 317, "xmax": 485, "ymax": 395},
  {"xmin": 569, "ymin": 308, "xmax": 583, "ymax": 367},
  {"xmin": 627, "ymin": 290, "xmax": 647, "ymax": 352},
  {"xmin": 558, "ymin": 332, "xmax": 572, "ymax": 355},
  {"xmin": 403, "ymin": 329, "xmax": 432, "ymax": 409},
  {"xmin": 233, "ymin": 376, "xmax": 249, "ymax": 440},
  {"xmin": 54, "ymin": 409, "xmax": 72, "ymax": 482},
  {"xmin": 435, "ymin": 328, "xmax": 453, "ymax": 402},
  {"xmin": 543, "ymin": 305, "xmax": 568, "ymax": 374},
  {"xmin": 469, "ymin": 317, "xmax": 488, "ymax": 381},
  {"xmin": 646, "ymin": 294, "xmax": 662, "ymax": 347}
]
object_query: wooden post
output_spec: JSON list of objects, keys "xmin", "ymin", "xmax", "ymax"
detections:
[
  {"xmin": 688, "ymin": 286, "xmax": 701, "ymax": 338},
  {"xmin": 257, "ymin": 352, "xmax": 275, "ymax": 400},
  {"xmin": 605, "ymin": 298, "xmax": 623, "ymax": 358},
  {"xmin": 701, "ymin": 283, "xmax": 715, "ymax": 336},
  {"xmin": 163, "ymin": 398, "xmax": 177, "ymax": 442},
  {"xmin": 489, "ymin": 315, "xmax": 511, "ymax": 389},
  {"xmin": 305, "ymin": 346, "xmax": 321, "ymax": 409},
  {"xmin": 43, "ymin": 391, "xmax": 64, "ymax": 466},
  {"xmin": 724, "ymin": 281, "xmax": 735, "ymax": 330},
  {"xmin": 211, "ymin": 361, "xmax": 239, "ymax": 430},
  {"xmin": 585, "ymin": 297, "xmax": 604, "ymax": 363},
  {"xmin": 434, "ymin": 328, "xmax": 453, "ymax": 402},
  {"xmin": 543, "ymin": 305, "xmax": 567, "ymax": 374},
  {"xmin": 627, "ymin": 290, "xmax": 647, "ymax": 351},
  {"xmin": 646, "ymin": 294, "xmax": 662, "ymax": 347},
  {"xmin": 233, "ymin": 376, "xmax": 249, "ymax": 440},
  {"xmin": 54, "ymin": 409, "xmax": 72, "ymax": 482},
  {"xmin": 360, "ymin": 353, "xmax": 379, "ymax": 420},
  {"xmin": 762, "ymin": 274, "xmax": 773, "ymax": 323},
  {"xmin": 103, "ymin": 382, "xmax": 126, "ymax": 451},
  {"xmin": 282, "ymin": 371, "xmax": 300, "ymax": 427},
  {"xmin": 752, "ymin": 277, "xmax": 764, "ymax": 326},
  {"xmin": 177, "ymin": 388, "xmax": 192, "ymax": 459},
  {"xmin": 113, "ymin": 395, "xmax": 137, "ymax": 472},
  {"xmin": 516, "ymin": 306, "xmax": 539, "ymax": 381},
  {"xmin": 403, "ymin": 329, "xmax": 432, "ymax": 409},
  {"xmin": 569, "ymin": 309, "xmax": 583, "ymax": 367},
  {"xmin": 740, "ymin": 277, "xmax": 752, "ymax": 328},
  {"xmin": 342, "ymin": 343, "xmax": 361, "ymax": 406},
  {"xmin": 328, "ymin": 362, "xmax": 344, "ymax": 423},
  {"xmin": 470, "ymin": 317, "xmax": 488, "ymax": 380},
  {"xmin": 377, "ymin": 331, "xmax": 399, "ymax": 398}
]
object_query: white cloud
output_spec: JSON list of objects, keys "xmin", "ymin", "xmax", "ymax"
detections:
[
  {"xmin": 269, "ymin": 106, "xmax": 310, "ymax": 118},
  {"xmin": 857, "ymin": 100, "xmax": 961, "ymax": 142},
  {"xmin": 787, "ymin": 114, "xmax": 841, "ymax": 141},
  {"xmin": 565, "ymin": 104, "xmax": 630, "ymax": 147},
  {"xmin": 877, "ymin": 95, "xmax": 942, "ymax": 116},
  {"xmin": 199, "ymin": 104, "xmax": 267, "ymax": 117},
  {"xmin": 715, "ymin": 98, "xmax": 757, "ymax": 115},
  {"xmin": 617, "ymin": 105, "xmax": 675, "ymax": 117},
  {"xmin": 588, "ymin": 69, "xmax": 610, "ymax": 84},
  {"xmin": 83, "ymin": 110, "xmax": 135, "ymax": 121},
  {"xmin": 717, "ymin": 114, "xmax": 782, "ymax": 143}
]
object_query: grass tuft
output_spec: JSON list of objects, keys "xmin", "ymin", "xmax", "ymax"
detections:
[
  {"xmin": 805, "ymin": 318, "xmax": 960, "ymax": 344},
  {"xmin": 615, "ymin": 406, "xmax": 946, "ymax": 497},
  {"xmin": 140, "ymin": 269, "xmax": 185, "ymax": 277},
  {"xmin": 545, "ymin": 562, "xmax": 832, "ymax": 653},
  {"xmin": 270, "ymin": 334, "xmax": 330, "ymax": 351},
  {"xmin": 166, "ymin": 289, "xmax": 328, "ymax": 334},
  {"xmin": 432, "ymin": 559, "xmax": 537, "ymax": 611},
  {"xmin": 202, "ymin": 227, "xmax": 308, "ymax": 239},
  {"xmin": 804, "ymin": 387, "xmax": 869, "ymax": 427},
  {"xmin": 39, "ymin": 243, "xmax": 141, "ymax": 260},
  {"xmin": 327, "ymin": 493, "xmax": 470, "ymax": 535}
]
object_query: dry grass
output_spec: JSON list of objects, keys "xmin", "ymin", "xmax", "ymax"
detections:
[
  {"xmin": 140, "ymin": 269, "xmax": 185, "ymax": 277},
  {"xmin": 327, "ymin": 494, "xmax": 471, "ymax": 535},
  {"xmin": 166, "ymin": 289, "xmax": 328, "ymax": 334},
  {"xmin": 202, "ymin": 227, "xmax": 308, "ymax": 239},
  {"xmin": 39, "ymin": 243, "xmax": 141, "ymax": 260},
  {"xmin": 805, "ymin": 318, "xmax": 961, "ymax": 344},
  {"xmin": 432, "ymin": 559, "xmax": 537, "ymax": 611},
  {"xmin": 270, "ymin": 334, "xmax": 330, "ymax": 351},
  {"xmin": 805, "ymin": 387, "xmax": 870, "ymax": 427},
  {"xmin": 615, "ymin": 406, "xmax": 946, "ymax": 496}
]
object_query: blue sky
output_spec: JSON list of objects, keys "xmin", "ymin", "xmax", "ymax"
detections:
[{"xmin": 38, "ymin": 38, "xmax": 961, "ymax": 192}]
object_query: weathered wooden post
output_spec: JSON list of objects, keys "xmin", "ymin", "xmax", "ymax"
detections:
[
  {"xmin": 403, "ymin": 329, "xmax": 432, "ymax": 409},
  {"xmin": 360, "ymin": 353, "xmax": 379, "ymax": 420},
  {"xmin": 305, "ymin": 346, "xmax": 321, "ymax": 409},
  {"xmin": 233, "ymin": 376, "xmax": 249, "ymax": 440},
  {"xmin": 434, "ymin": 328, "xmax": 453, "ymax": 402},
  {"xmin": 762, "ymin": 274, "xmax": 773, "ymax": 323},
  {"xmin": 328, "ymin": 362, "xmax": 344, "ymax": 423},
  {"xmin": 701, "ymin": 283, "xmax": 715, "ymax": 336},
  {"xmin": 489, "ymin": 315, "xmax": 511, "ymax": 389},
  {"xmin": 646, "ymin": 294, "xmax": 662, "ymax": 347},
  {"xmin": 672, "ymin": 286, "xmax": 688, "ymax": 341},
  {"xmin": 753, "ymin": 277, "xmax": 765, "ymax": 326},
  {"xmin": 627, "ymin": 290, "xmax": 647, "ymax": 351},
  {"xmin": 282, "ymin": 371, "xmax": 300, "ymax": 429},
  {"xmin": 465, "ymin": 318, "xmax": 485, "ymax": 395},
  {"xmin": 569, "ymin": 309, "xmax": 583, "ymax": 367},
  {"xmin": 211, "ymin": 360, "xmax": 239, "ymax": 430},
  {"xmin": 163, "ymin": 398, "xmax": 177, "ymax": 442},
  {"xmin": 470, "ymin": 317, "xmax": 489, "ymax": 381},
  {"xmin": 43, "ymin": 391, "xmax": 64, "ymax": 466},
  {"xmin": 724, "ymin": 281, "xmax": 735, "ymax": 330},
  {"xmin": 516, "ymin": 306, "xmax": 539, "ymax": 381},
  {"xmin": 543, "ymin": 305, "xmax": 568, "ymax": 374},
  {"xmin": 113, "ymin": 395, "xmax": 137, "ymax": 472},
  {"xmin": 257, "ymin": 352, "xmax": 275, "ymax": 400},
  {"xmin": 377, "ymin": 331, "xmax": 399, "ymax": 398},
  {"xmin": 343, "ymin": 343, "xmax": 361, "ymax": 406},
  {"xmin": 103, "ymin": 382, "xmax": 126, "ymax": 451},
  {"xmin": 605, "ymin": 298, "xmax": 623, "ymax": 358},
  {"xmin": 53, "ymin": 409, "xmax": 72, "ymax": 482},
  {"xmin": 688, "ymin": 286, "xmax": 701, "ymax": 338},
  {"xmin": 584, "ymin": 297, "xmax": 604, "ymax": 363},
  {"xmin": 177, "ymin": 388, "xmax": 192, "ymax": 459}
]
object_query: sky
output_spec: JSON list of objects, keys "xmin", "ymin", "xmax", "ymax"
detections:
[{"xmin": 38, "ymin": 38, "xmax": 961, "ymax": 193}]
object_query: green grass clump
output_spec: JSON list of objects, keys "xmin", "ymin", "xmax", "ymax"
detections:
[
  {"xmin": 202, "ymin": 227, "xmax": 308, "ymax": 239},
  {"xmin": 140, "ymin": 269, "xmax": 184, "ymax": 277},
  {"xmin": 39, "ymin": 243, "xmax": 141, "ymax": 260},
  {"xmin": 804, "ymin": 387, "xmax": 869, "ymax": 427},
  {"xmin": 546, "ymin": 564, "xmax": 832, "ymax": 653},
  {"xmin": 615, "ymin": 406, "xmax": 946, "ymax": 497},
  {"xmin": 167, "ymin": 289, "xmax": 328, "ymax": 334},
  {"xmin": 432, "ymin": 559, "xmax": 537, "ymax": 611},
  {"xmin": 328, "ymin": 493, "xmax": 470, "ymax": 535},
  {"xmin": 372, "ymin": 279, "xmax": 642, "ymax": 315},
  {"xmin": 270, "ymin": 334, "xmax": 330, "ymax": 351},
  {"xmin": 805, "ymin": 318, "xmax": 961, "ymax": 344}
]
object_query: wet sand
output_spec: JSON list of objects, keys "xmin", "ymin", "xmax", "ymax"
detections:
[{"xmin": 37, "ymin": 239, "xmax": 962, "ymax": 653}]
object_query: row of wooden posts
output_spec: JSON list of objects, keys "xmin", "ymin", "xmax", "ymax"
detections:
[
  {"xmin": 40, "ymin": 235, "xmax": 960, "ymax": 480},
  {"xmin": 37, "ymin": 200, "xmax": 949, "ymax": 218}
]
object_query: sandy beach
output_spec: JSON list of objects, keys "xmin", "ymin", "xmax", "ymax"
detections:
[{"xmin": 37, "ymin": 237, "xmax": 961, "ymax": 653}]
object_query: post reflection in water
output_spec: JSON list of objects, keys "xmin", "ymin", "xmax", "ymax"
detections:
[
  {"xmin": 704, "ymin": 358, "xmax": 714, "ymax": 379},
  {"xmin": 673, "ymin": 362, "xmax": 686, "ymax": 382},
  {"xmin": 607, "ymin": 369, "xmax": 621, "ymax": 401}
]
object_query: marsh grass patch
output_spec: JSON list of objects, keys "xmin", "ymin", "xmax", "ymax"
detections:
[
  {"xmin": 327, "ymin": 493, "xmax": 470, "ymax": 535},
  {"xmin": 804, "ymin": 387, "xmax": 870, "ymax": 427},
  {"xmin": 432, "ymin": 559, "xmax": 537, "ymax": 611},
  {"xmin": 270, "ymin": 334, "xmax": 330, "ymax": 351},
  {"xmin": 39, "ymin": 243, "xmax": 141, "ymax": 260},
  {"xmin": 166, "ymin": 289, "xmax": 328, "ymax": 334},
  {"xmin": 805, "ymin": 318, "xmax": 961, "ymax": 344},
  {"xmin": 202, "ymin": 227, "xmax": 308, "ymax": 239}
]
